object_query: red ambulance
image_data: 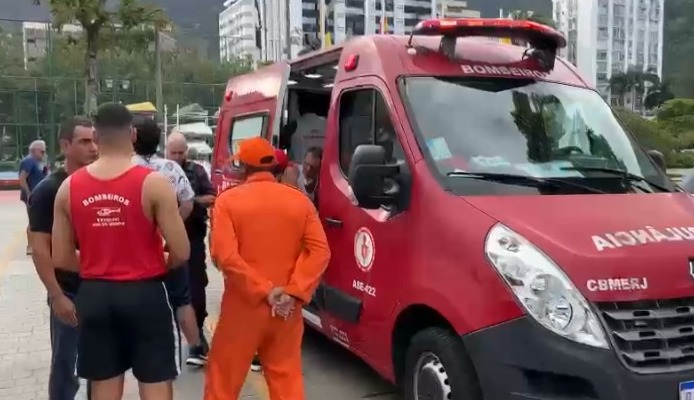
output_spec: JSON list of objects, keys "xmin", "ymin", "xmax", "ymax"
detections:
[{"xmin": 212, "ymin": 18, "xmax": 691, "ymax": 400}]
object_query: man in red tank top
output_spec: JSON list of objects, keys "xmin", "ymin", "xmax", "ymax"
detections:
[{"xmin": 51, "ymin": 103, "xmax": 190, "ymax": 400}]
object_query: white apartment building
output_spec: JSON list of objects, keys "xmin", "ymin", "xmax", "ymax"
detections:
[
  {"xmin": 434, "ymin": 1, "xmax": 481, "ymax": 19},
  {"xmin": 552, "ymin": 0, "xmax": 664, "ymax": 106},
  {"xmin": 220, "ymin": 0, "xmax": 479, "ymax": 63},
  {"xmin": 358, "ymin": 0, "xmax": 479, "ymax": 37},
  {"xmin": 219, "ymin": 0, "xmax": 262, "ymax": 62},
  {"xmin": 22, "ymin": 22, "xmax": 81, "ymax": 70},
  {"xmin": 22, "ymin": 21, "xmax": 177, "ymax": 70}
]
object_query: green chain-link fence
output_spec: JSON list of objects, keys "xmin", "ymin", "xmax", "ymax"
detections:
[{"xmin": 0, "ymin": 75, "xmax": 225, "ymax": 171}]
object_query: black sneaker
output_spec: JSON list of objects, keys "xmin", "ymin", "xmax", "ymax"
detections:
[
  {"xmin": 186, "ymin": 344, "xmax": 207, "ymax": 367},
  {"xmin": 200, "ymin": 330, "xmax": 210, "ymax": 353},
  {"xmin": 250, "ymin": 355, "xmax": 261, "ymax": 372}
]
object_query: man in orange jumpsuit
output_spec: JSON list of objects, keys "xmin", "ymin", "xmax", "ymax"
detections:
[{"xmin": 206, "ymin": 137, "xmax": 331, "ymax": 400}]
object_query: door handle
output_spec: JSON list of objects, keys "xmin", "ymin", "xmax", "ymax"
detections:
[{"xmin": 324, "ymin": 217, "xmax": 343, "ymax": 227}]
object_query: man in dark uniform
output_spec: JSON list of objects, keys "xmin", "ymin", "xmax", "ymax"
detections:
[
  {"xmin": 29, "ymin": 116, "xmax": 98, "ymax": 400},
  {"xmin": 166, "ymin": 132, "xmax": 215, "ymax": 365}
]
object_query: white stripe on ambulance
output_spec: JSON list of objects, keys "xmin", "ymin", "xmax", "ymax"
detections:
[{"xmin": 461, "ymin": 64, "xmax": 549, "ymax": 79}]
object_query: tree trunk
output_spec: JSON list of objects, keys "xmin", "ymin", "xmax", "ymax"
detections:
[{"xmin": 84, "ymin": 28, "xmax": 99, "ymax": 115}]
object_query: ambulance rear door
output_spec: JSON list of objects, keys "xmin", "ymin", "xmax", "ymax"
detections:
[{"xmin": 212, "ymin": 62, "xmax": 291, "ymax": 192}]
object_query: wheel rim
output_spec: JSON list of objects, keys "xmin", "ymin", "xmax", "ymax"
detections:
[{"xmin": 412, "ymin": 351, "xmax": 452, "ymax": 400}]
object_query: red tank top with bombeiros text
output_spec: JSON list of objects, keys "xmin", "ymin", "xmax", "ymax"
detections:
[{"xmin": 69, "ymin": 165, "xmax": 166, "ymax": 281}]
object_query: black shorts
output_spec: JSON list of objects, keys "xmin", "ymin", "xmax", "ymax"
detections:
[
  {"xmin": 75, "ymin": 278, "xmax": 179, "ymax": 383},
  {"xmin": 165, "ymin": 264, "xmax": 191, "ymax": 309}
]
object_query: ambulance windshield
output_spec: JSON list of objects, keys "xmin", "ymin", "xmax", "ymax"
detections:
[{"xmin": 400, "ymin": 76, "xmax": 677, "ymax": 195}]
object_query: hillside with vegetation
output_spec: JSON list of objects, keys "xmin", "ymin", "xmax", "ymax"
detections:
[
  {"xmin": 3, "ymin": 0, "xmax": 222, "ymax": 57},
  {"xmin": 663, "ymin": 0, "xmax": 694, "ymax": 98}
]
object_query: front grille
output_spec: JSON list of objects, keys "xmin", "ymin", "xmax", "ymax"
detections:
[{"xmin": 595, "ymin": 297, "xmax": 694, "ymax": 373}]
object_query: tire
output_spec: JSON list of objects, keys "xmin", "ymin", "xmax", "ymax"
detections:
[{"xmin": 402, "ymin": 327, "xmax": 483, "ymax": 400}]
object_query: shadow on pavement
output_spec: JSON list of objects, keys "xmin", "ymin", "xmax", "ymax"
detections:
[{"xmin": 301, "ymin": 327, "xmax": 399, "ymax": 399}]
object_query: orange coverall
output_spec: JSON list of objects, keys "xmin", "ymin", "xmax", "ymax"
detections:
[{"xmin": 206, "ymin": 164, "xmax": 330, "ymax": 400}]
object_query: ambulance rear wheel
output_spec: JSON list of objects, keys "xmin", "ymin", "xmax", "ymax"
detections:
[{"xmin": 402, "ymin": 327, "xmax": 483, "ymax": 400}]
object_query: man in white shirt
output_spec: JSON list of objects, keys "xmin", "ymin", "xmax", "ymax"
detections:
[
  {"xmin": 132, "ymin": 119, "xmax": 206, "ymax": 367},
  {"xmin": 297, "ymin": 147, "xmax": 323, "ymax": 205},
  {"xmin": 132, "ymin": 122, "xmax": 194, "ymax": 219}
]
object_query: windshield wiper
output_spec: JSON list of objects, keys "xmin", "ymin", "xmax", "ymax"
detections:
[
  {"xmin": 446, "ymin": 171, "xmax": 607, "ymax": 194},
  {"xmin": 559, "ymin": 166, "xmax": 673, "ymax": 193}
]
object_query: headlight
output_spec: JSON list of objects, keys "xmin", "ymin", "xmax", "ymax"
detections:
[{"xmin": 485, "ymin": 223, "xmax": 609, "ymax": 349}]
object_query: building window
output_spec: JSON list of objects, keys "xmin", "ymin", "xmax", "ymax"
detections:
[
  {"xmin": 404, "ymin": 5, "xmax": 429, "ymax": 15},
  {"xmin": 374, "ymin": 0, "xmax": 395, "ymax": 12},
  {"xmin": 346, "ymin": 15, "xmax": 365, "ymax": 36}
]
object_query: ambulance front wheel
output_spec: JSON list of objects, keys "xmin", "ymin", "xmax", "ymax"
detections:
[{"xmin": 402, "ymin": 327, "xmax": 483, "ymax": 400}]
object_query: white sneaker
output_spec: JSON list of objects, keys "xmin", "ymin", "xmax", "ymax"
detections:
[{"xmin": 250, "ymin": 355, "xmax": 262, "ymax": 372}]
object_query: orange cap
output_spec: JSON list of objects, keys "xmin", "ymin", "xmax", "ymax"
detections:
[{"xmin": 232, "ymin": 137, "xmax": 277, "ymax": 167}]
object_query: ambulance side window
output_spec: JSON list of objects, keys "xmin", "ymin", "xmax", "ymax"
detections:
[
  {"xmin": 338, "ymin": 89, "xmax": 404, "ymax": 175},
  {"xmin": 228, "ymin": 113, "xmax": 268, "ymax": 156},
  {"xmin": 374, "ymin": 93, "xmax": 405, "ymax": 163}
]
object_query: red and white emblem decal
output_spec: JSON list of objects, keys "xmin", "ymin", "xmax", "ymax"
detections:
[{"xmin": 354, "ymin": 227, "xmax": 375, "ymax": 272}]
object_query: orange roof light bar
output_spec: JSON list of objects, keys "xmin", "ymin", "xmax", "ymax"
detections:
[{"xmin": 409, "ymin": 17, "xmax": 567, "ymax": 49}]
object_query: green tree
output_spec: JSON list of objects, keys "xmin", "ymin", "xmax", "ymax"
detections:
[
  {"xmin": 656, "ymin": 98, "xmax": 694, "ymax": 121},
  {"xmin": 609, "ymin": 67, "xmax": 660, "ymax": 112},
  {"xmin": 0, "ymin": 19, "xmax": 253, "ymax": 129},
  {"xmin": 29, "ymin": 32, "xmax": 252, "ymax": 116},
  {"xmin": 32, "ymin": 0, "xmax": 170, "ymax": 114},
  {"xmin": 510, "ymin": 91, "xmax": 553, "ymax": 162},
  {"xmin": 615, "ymin": 107, "xmax": 675, "ymax": 151},
  {"xmin": 509, "ymin": 10, "xmax": 533, "ymax": 20},
  {"xmin": 0, "ymin": 33, "xmax": 28, "ymax": 77},
  {"xmin": 644, "ymin": 80, "xmax": 675, "ymax": 110},
  {"xmin": 614, "ymin": 106, "xmax": 694, "ymax": 168},
  {"xmin": 656, "ymin": 99, "xmax": 694, "ymax": 149},
  {"xmin": 509, "ymin": 10, "xmax": 557, "ymax": 28},
  {"xmin": 527, "ymin": 14, "xmax": 557, "ymax": 29}
]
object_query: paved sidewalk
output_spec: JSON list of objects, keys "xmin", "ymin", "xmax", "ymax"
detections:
[
  {"xmin": 0, "ymin": 198, "xmax": 261, "ymax": 399},
  {"xmin": 0, "ymin": 193, "xmax": 397, "ymax": 400}
]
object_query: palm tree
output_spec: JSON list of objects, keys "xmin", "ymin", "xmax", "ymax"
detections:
[
  {"xmin": 509, "ymin": 10, "xmax": 557, "ymax": 28},
  {"xmin": 640, "ymin": 69, "xmax": 661, "ymax": 110},
  {"xmin": 644, "ymin": 79, "xmax": 675, "ymax": 110},
  {"xmin": 510, "ymin": 91, "xmax": 554, "ymax": 162},
  {"xmin": 608, "ymin": 74, "xmax": 629, "ymax": 107},
  {"xmin": 32, "ymin": 0, "xmax": 169, "ymax": 115},
  {"xmin": 609, "ymin": 66, "xmax": 657, "ymax": 112},
  {"xmin": 509, "ymin": 10, "xmax": 534, "ymax": 20},
  {"xmin": 508, "ymin": 10, "xmax": 557, "ymax": 47}
]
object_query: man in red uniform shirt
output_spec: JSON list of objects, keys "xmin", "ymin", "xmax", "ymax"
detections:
[{"xmin": 51, "ymin": 103, "xmax": 190, "ymax": 400}]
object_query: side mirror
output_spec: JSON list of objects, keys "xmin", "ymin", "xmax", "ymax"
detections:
[
  {"xmin": 348, "ymin": 144, "xmax": 399, "ymax": 209},
  {"xmin": 647, "ymin": 149, "xmax": 665, "ymax": 170}
]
